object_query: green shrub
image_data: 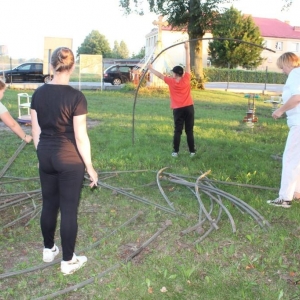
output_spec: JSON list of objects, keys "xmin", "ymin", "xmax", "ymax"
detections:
[
  {"xmin": 204, "ymin": 67, "xmax": 287, "ymax": 84},
  {"xmin": 190, "ymin": 70, "xmax": 207, "ymax": 90}
]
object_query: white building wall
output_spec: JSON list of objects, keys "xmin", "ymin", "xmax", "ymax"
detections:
[
  {"xmin": 261, "ymin": 38, "xmax": 300, "ymax": 72},
  {"xmin": 145, "ymin": 28, "xmax": 212, "ymax": 72},
  {"xmin": 146, "ymin": 27, "xmax": 300, "ymax": 73},
  {"xmin": 145, "ymin": 27, "xmax": 213, "ymax": 87}
]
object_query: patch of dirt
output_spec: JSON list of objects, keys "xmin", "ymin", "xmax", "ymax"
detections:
[{"xmin": 86, "ymin": 119, "xmax": 101, "ymax": 129}]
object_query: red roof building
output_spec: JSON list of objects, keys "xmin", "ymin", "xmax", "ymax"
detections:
[
  {"xmin": 145, "ymin": 16, "xmax": 300, "ymax": 72},
  {"xmin": 252, "ymin": 17, "xmax": 300, "ymax": 71},
  {"xmin": 252, "ymin": 17, "xmax": 300, "ymax": 39}
]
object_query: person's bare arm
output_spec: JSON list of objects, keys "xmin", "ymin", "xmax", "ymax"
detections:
[
  {"xmin": 147, "ymin": 64, "xmax": 165, "ymax": 80},
  {"xmin": 1, "ymin": 111, "xmax": 32, "ymax": 143},
  {"xmin": 31, "ymin": 109, "xmax": 41, "ymax": 148},
  {"xmin": 272, "ymin": 94, "xmax": 300, "ymax": 119},
  {"xmin": 73, "ymin": 114, "xmax": 98, "ymax": 187},
  {"xmin": 184, "ymin": 42, "xmax": 191, "ymax": 74}
]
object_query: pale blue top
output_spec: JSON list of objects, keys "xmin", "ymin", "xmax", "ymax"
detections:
[{"xmin": 282, "ymin": 67, "xmax": 300, "ymax": 127}]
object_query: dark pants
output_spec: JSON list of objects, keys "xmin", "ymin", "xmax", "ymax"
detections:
[
  {"xmin": 37, "ymin": 149, "xmax": 85, "ymax": 261},
  {"xmin": 173, "ymin": 105, "xmax": 195, "ymax": 153}
]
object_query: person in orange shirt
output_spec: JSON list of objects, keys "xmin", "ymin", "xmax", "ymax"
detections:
[{"xmin": 148, "ymin": 42, "xmax": 196, "ymax": 157}]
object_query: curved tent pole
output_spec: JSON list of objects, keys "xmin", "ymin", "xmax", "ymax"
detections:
[{"xmin": 132, "ymin": 37, "xmax": 276, "ymax": 145}]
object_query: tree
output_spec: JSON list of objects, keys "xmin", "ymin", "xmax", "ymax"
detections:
[
  {"xmin": 111, "ymin": 41, "xmax": 121, "ymax": 59},
  {"xmin": 111, "ymin": 40, "xmax": 130, "ymax": 59},
  {"xmin": 77, "ymin": 30, "xmax": 111, "ymax": 58},
  {"xmin": 282, "ymin": 0, "xmax": 293, "ymax": 9},
  {"xmin": 132, "ymin": 46, "xmax": 145, "ymax": 59},
  {"xmin": 119, "ymin": 41, "xmax": 130, "ymax": 58},
  {"xmin": 208, "ymin": 7, "xmax": 264, "ymax": 69},
  {"xmin": 119, "ymin": 0, "xmax": 233, "ymax": 89}
]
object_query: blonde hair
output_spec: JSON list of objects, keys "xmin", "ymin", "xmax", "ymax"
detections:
[
  {"xmin": 0, "ymin": 78, "xmax": 6, "ymax": 90},
  {"xmin": 277, "ymin": 52, "xmax": 300, "ymax": 69},
  {"xmin": 51, "ymin": 47, "xmax": 75, "ymax": 72}
]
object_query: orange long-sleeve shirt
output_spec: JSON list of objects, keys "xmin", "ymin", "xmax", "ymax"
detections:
[{"xmin": 164, "ymin": 73, "xmax": 193, "ymax": 109}]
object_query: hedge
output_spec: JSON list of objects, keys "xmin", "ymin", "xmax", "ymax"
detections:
[{"xmin": 204, "ymin": 68, "xmax": 287, "ymax": 84}]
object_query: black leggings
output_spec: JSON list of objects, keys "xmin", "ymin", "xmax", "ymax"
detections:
[
  {"xmin": 173, "ymin": 105, "xmax": 196, "ymax": 153},
  {"xmin": 38, "ymin": 149, "xmax": 85, "ymax": 261}
]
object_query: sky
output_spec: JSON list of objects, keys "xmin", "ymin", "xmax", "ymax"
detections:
[{"xmin": 1, "ymin": 0, "xmax": 299, "ymax": 60}]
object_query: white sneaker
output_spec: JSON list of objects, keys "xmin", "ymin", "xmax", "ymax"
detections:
[
  {"xmin": 43, "ymin": 245, "xmax": 59, "ymax": 262},
  {"xmin": 61, "ymin": 254, "xmax": 87, "ymax": 275},
  {"xmin": 172, "ymin": 152, "xmax": 178, "ymax": 157}
]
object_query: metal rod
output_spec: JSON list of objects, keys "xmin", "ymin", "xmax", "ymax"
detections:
[
  {"xmin": 0, "ymin": 141, "xmax": 27, "ymax": 178},
  {"xmin": 33, "ymin": 221, "xmax": 172, "ymax": 300}
]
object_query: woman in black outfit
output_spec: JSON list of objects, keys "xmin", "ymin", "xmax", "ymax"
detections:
[{"xmin": 31, "ymin": 47, "xmax": 98, "ymax": 275}]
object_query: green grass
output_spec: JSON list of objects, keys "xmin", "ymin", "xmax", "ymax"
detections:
[{"xmin": 0, "ymin": 87, "xmax": 299, "ymax": 300}]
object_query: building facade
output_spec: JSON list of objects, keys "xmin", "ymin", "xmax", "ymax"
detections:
[
  {"xmin": 145, "ymin": 16, "xmax": 300, "ymax": 73},
  {"xmin": 254, "ymin": 17, "xmax": 300, "ymax": 71}
]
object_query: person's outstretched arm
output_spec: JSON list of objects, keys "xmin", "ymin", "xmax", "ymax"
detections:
[
  {"xmin": 147, "ymin": 64, "xmax": 164, "ymax": 80},
  {"xmin": 1, "ymin": 111, "xmax": 32, "ymax": 143},
  {"xmin": 185, "ymin": 42, "xmax": 191, "ymax": 74}
]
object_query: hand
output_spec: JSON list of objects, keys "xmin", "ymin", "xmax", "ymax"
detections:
[
  {"xmin": 272, "ymin": 108, "xmax": 283, "ymax": 119},
  {"xmin": 24, "ymin": 134, "xmax": 33, "ymax": 143},
  {"xmin": 86, "ymin": 166, "xmax": 98, "ymax": 187}
]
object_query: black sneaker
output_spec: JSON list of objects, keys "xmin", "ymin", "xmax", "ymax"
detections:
[{"xmin": 267, "ymin": 198, "xmax": 292, "ymax": 208}]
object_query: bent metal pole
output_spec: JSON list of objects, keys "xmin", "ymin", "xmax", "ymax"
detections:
[{"xmin": 131, "ymin": 37, "xmax": 276, "ymax": 145}]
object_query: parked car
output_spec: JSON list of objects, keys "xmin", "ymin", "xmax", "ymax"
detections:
[
  {"xmin": 103, "ymin": 64, "xmax": 138, "ymax": 85},
  {"xmin": 0, "ymin": 62, "xmax": 52, "ymax": 83}
]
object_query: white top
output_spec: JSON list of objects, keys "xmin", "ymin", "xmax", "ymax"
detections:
[
  {"xmin": 0, "ymin": 102, "xmax": 8, "ymax": 115},
  {"xmin": 282, "ymin": 67, "xmax": 300, "ymax": 127}
]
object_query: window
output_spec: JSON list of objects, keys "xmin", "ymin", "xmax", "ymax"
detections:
[
  {"xmin": 275, "ymin": 42, "xmax": 283, "ymax": 51},
  {"xmin": 119, "ymin": 66, "xmax": 130, "ymax": 72},
  {"xmin": 110, "ymin": 67, "xmax": 117, "ymax": 72},
  {"xmin": 35, "ymin": 64, "xmax": 43, "ymax": 71},
  {"xmin": 263, "ymin": 40, "xmax": 269, "ymax": 48},
  {"xmin": 291, "ymin": 42, "xmax": 299, "ymax": 52},
  {"xmin": 18, "ymin": 64, "xmax": 31, "ymax": 71}
]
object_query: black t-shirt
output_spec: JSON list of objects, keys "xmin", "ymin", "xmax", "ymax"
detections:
[{"xmin": 31, "ymin": 84, "xmax": 87, "ymax": 150}]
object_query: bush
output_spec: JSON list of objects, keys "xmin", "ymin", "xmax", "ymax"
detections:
[
  {"xmin": 204, "ymin": 67, "xmax": 287, "ymax": 84},
  {"xmin": 190, "ymin": 70, "xmax": 208, "ymax": 90}
]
